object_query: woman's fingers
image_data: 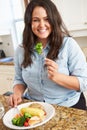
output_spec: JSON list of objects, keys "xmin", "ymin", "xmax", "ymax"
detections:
[
  {"xmin": 45, "ymin": 58, "xmax": 58, "ymax": 81},
  {"xmin": 8, "ymin": 94, "xmax": 22, "ymax": 107},
  {"xmin": 45, "ymin": 58, "xmax": 58, "ymax": 72},
  {"xmin": 8, "ymin": 95, "xmax": 14, "ymax": 107}
]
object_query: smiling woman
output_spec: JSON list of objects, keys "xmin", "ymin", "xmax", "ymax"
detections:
[{"xmin": 8, "ymin": 0, "xmax": 87, "ymax": 110}]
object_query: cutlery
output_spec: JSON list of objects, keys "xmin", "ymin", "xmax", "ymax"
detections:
[{"xmin": 15, "ymin": 106, "xmax": 22, "ymax": 116}]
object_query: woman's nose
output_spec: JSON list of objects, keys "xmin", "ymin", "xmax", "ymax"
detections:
[{"xmin": 39, "ymin": 20, "xmax": 45, "ymax": 27}]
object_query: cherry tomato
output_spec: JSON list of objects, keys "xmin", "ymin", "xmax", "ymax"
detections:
[
  {"xmin": 24, "ymin": 121, "xmax": 29, "ymax": 127},
  {"xmin": 26, "ymin": 118, "xmax": 30, "ymax": 122}
]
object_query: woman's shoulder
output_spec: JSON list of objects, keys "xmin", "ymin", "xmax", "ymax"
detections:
[
  {"xmin": 62, "ymin": 36, "xmax": 85, "ymax": 60},
  {"xmin": 15, "ymin": 44, "xmax": 24, "ymax": 53},
  {"xmin": 62, "ymin": 36, "xmax": 80, "ymax": 49},
  {"xmin": 59, "ymin": 36, "xmax": 82, "ymax": 57},
  {"xmin": 14, "ymin": 45, "xmax": 24, "ymax": 63},
  {"xmin": 14, "ymin": 45, "xmax": 24, "ymax": 59},
  {"xmin": 63, "ymin": 36, "xmax": 76, "ymax": 45}
]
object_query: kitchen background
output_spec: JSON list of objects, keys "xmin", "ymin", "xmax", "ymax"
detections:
[
  {"xmin": 0, "ymin": 0, "xmax": 87, "ymax": 102},
  {"xmin": 0, "ymin": 0, "xmax": 87, "ymax": 58}
]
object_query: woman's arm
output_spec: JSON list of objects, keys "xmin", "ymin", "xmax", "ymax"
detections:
[
  {"xmin": 45, "ymin": 37, "xmax": 87, "ymax": 92},
  {"xmin": 13, "ymin": 84, "xmax": 26, "ymax": 96},
  {"xmin": 45, "ymin": 58, "xmax": 80, "ymax": 90},
  {"xmin": 51, "ymin": 72, "xmax": 80, "ymax": 90},
  {"xmin": 8, "ymin": 46, "xmax": 27, "ymax": 107},
  {"xmin": 9, "ymin": 84, "xmax": 26, "ymax": 107}
]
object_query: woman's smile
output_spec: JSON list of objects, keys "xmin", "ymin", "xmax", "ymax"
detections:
[{"xmin": 32, "ymin": 6, "xmax": 52, "ymax": 43}]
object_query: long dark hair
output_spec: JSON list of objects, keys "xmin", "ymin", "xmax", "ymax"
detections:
[{"xmin": 22, "ymin": 0, "xmax": 70, "ymax": 68}]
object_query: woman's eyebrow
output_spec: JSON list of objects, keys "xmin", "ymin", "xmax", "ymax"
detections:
[
  {"xmin": 32, "ymin": 16, "xmax": 48, "ymax": 19},
  {"xmin": 32, "ymin": 17, "xmax": 39, "ymax": 19}
]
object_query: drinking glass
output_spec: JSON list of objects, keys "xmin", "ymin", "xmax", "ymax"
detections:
[{"xmin": 0, "ymin": 102, "xmax": 5, "ymax": 119}]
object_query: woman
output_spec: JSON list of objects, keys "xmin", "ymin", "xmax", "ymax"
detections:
[{"xmin": 9, "ymin": 0, "xmax": 87, "ymax": 110}]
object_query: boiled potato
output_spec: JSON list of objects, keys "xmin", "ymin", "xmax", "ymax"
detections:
[{"xmin": 20, "ymin": 107, "xmax": 45, "ymax": 120}]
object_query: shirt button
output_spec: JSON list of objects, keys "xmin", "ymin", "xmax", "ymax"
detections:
[{"xmin": 41, "ymin": 79, "xmax": 44, "ymax": 85}]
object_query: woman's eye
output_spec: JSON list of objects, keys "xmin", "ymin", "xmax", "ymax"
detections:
[
  {"xmin": 32, "ymin": 19, "xmax": 39, "ymax": 22},
  {"xmin": 45, "ymin": 18, "xmax": 49, "ymax": 21},
  {"xmin": 44, "ymin": 17, "xmax": 49, "ymax": 21}
]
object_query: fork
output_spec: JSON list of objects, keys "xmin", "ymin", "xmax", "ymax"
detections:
[{"xmin": 15, "ymin": 106, "xmax": 22, "ymax": 116}]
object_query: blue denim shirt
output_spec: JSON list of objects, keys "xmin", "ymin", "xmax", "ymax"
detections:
[{"xmin": 13, "ymin": 37, "xmax": 87, "ymax": 107}]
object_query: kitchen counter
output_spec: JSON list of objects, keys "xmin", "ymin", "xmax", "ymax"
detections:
[
  {"xmin": 0, "ymin": 61, "xmax": 14, "ymax": 65},
  {"xmin": 0, "ymin": 57, "xmax": 14, "ymax": 65},
  {"xmin": 0, "ymin": 95, "xmax": 87, "ymax": 130}
]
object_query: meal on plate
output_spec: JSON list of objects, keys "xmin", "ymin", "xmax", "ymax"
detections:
[
  {"xmin": 35, "ymin": 42, "xmax": 43, "ymax": 54},
  {"xmin": 11, "ymin": 103, "xmax": 46, "ymax": 127}
]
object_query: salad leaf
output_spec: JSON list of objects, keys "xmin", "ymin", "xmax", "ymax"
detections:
[
  {"xmin": 12, "ymin": 118, "xmax": 18, "ymax": 125},
  {"xmin": 35, "ymin": 42, "xmax": 43, "ymax": 54},
  {"xmin": 12, "ymin": 116, "xmax": 26, "ymax": 126},
  {"xmin": 16, "ymin": 116, "xmax": 26, "ymax": 126},
  {"xmin": 24, "ymin": 112, "xmax": 32, "ymax": 118}
]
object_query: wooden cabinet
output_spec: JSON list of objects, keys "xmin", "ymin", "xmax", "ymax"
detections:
[
  {"xmin": 53, "ymin": 0, "xmax": 87, "ymax": 37},
  {"xmin": 0, "ymin": 65, "xmax": 15, "ymax": 94}
]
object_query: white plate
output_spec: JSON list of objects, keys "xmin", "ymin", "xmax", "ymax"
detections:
[{"xmin": 3, "ymin": 102, "xmax": 55, "ymax": 129}]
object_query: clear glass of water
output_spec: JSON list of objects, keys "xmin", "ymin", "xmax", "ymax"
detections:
[{"xmin": 0, "ymin": 102, "xmax": 5, "ymax": 119}]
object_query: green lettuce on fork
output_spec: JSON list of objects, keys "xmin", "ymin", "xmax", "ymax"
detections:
[{"xmin": 35, "ymin": 42, "xmax": 43, "ymax": 54}]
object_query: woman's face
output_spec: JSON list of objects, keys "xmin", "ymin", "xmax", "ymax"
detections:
[{"xmin": 31, "ymin": 6, "xmax": 52, "ymax": 44}]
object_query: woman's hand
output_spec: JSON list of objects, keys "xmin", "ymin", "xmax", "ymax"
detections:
[
  {"xmin": 8, "ymin": 84, "xmax": 26, "ymax": 107},
  {"xmin": 45, "ymin": 58, "xmax": 80, "ymax": 90},
  {"xmin": 45, "ymin": 58, "xmax": 58, "ymax": 82},
  {"xmin": 9, "ymin": 93, "xmax": 22, "ymax": 107}
]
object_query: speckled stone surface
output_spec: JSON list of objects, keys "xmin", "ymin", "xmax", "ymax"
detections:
[{"xmin": 0, "ymin": 95, "xmax": 87, "ymax": 130}]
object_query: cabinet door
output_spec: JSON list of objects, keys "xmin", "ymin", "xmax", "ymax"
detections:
[
  {"xmin": 0, "ymin": 65, "xmax": 14, "ymax": 94},
  {"xmin": 0, "ymin": 74, "xmax": 14, "ymax": 94},
  {"xmin": 83, "ymin": 0, "xmax": 87, "ymax": 24},
  {"xmin": 53, "ymin": 0, "xmax": 87, "ymax": 29}
]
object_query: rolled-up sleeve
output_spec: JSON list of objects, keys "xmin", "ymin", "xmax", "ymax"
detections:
[
  {"xmin": 13, "ymin": 46, "xmax": 26, "ymax": 87},
  {"xmin": 67, "ymin": 37, "xmax": 87, "ymax": 92}
]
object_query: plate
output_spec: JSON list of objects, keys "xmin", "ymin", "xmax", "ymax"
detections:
[{"xmin": 3, "ymin": 102, "xmax": 55, "ymax": 129}]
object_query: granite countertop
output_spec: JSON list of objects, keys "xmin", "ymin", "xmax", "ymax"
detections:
[{"xmin": 0, "ymin": 95, "xmax": 87, "ymax": 130}]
